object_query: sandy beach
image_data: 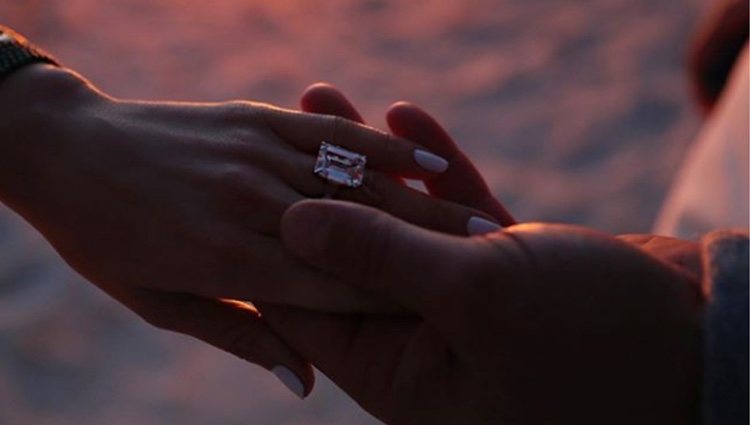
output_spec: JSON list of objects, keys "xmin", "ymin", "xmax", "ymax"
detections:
[{"xmin": 0, "ymin": 0, "xmax": 706, "ymax": 424}]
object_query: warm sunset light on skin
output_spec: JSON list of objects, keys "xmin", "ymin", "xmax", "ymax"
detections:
[{"xmin": 0, "ymin": 1, "xmax": 738, "ymax": 425}]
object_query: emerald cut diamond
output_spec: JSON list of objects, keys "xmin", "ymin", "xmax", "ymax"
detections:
[{"xmin": 314, "ymin": 142, "xmax": 367, "ymax": 188}]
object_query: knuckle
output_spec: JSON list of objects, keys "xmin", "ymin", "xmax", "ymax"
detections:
[
  {"xmin": 219, "ymin": 100, "xmax": 256, "ymax": 124},
  {"xmin": 327, "ymin": 114, "xmax": 346, "ymax": 142},
  {"xmin": 216, "ymin": 165, "xmax": 262, "ymax": 195}
]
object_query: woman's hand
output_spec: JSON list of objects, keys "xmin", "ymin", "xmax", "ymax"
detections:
[
  {"xmin": 0, "ymin": 69, "xmax": 501, "ymax": 309},
  {"xmin": 300, "ymin": 83, "xmax": 516, "ymax": 227},
  {"xmin": 0, "ymin": 66, "xmax": 499, "ymax": 395},
  {"xmin": 262, "ymin": 200, "xmax": 704, "ymax": 424}
]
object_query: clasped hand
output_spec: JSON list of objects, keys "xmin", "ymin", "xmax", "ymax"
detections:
[
  {"xmin": 262, "ymin": 85, "xmax": 704, "ymax": 424},
  {"xmin": 0, "ymin": 66, "xmax": 704, "ymax": 425}
]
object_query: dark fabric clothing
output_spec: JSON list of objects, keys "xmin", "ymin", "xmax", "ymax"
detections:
[{"xmin": 702, "ymin": 230, "xmax": 749, "ymax": 425}]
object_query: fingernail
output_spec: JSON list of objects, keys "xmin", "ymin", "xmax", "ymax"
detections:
[
  {"xmin": 414, "ymin": 149, "xmax": 449, "ymax": 173},
  {"xmin": 467, "ymin": 216, "xmax": 502, "ymax": 236},
  {"xmin": 272, "ymin": 366, "xmax": 306, "ymax": 399}
]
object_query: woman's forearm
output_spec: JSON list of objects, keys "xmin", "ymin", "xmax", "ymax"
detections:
[{"xmin": 0, "ymin": 64, "xmax": 98, "ymax": 216}]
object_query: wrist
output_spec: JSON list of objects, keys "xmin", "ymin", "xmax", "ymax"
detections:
[
  {"xmin": 0, "ymin": 63, "xmax": 101, "ymax": 123},
  {"xmin": 0, "ymin": 64, "xmax": 104, "ymax": 214}
]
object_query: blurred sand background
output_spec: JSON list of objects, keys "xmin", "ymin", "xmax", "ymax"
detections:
[{"xmin": 0, "ymin": 0, "xmax": 709, "ymax": 424}]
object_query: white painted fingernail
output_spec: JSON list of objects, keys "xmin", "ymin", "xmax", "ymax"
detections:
[
  {"xmin": 414, "ymin": 149, "xmax": 449, "ymax": 173},
  {"xmin": 467, "ymin": 216, "xmax": 502, "ymax": 235},
  {"xmin": 272, "ymin": 366, "xmax": 306, "ymax": 399}
]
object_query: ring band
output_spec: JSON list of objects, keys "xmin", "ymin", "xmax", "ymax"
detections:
[{"xmin": 314, "ymin": 141, "xmax": 367, "ymax": 188}]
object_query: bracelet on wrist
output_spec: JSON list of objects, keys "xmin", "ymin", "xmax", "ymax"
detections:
[{"xmin": 0, "ymin": 25, "xmax": 61, "ymax": 86}]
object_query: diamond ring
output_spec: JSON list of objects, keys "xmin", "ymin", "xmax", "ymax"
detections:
[{"xmin": 314, "ymin": 142, "xmax": 367, "ymax": 188}]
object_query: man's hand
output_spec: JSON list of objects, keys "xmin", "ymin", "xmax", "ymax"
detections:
[
  {"xmin": 262, "ymin": 200, "xmax": 703, "ymax": 424},
  {"xmin": 618, "ymin": 234, "xmax": 703, "ymax": 282}
]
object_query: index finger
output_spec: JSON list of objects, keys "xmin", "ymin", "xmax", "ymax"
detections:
[
  {"xmin": 260, "ymin": 105, "xmax": 449, "ymax": 178},
  {"xmin": 387, "ymin": 102, "xmax": 516, "ymax": 226}
]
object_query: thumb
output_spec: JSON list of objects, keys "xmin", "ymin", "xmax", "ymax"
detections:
[{"xmin": 281, "ymin": 200, "xmax": 472, "ymax": 315}]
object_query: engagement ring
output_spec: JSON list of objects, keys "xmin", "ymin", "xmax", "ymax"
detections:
[{"xmin": 314, "ymin": 142, "xmax": 367, "ymax": 188}]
